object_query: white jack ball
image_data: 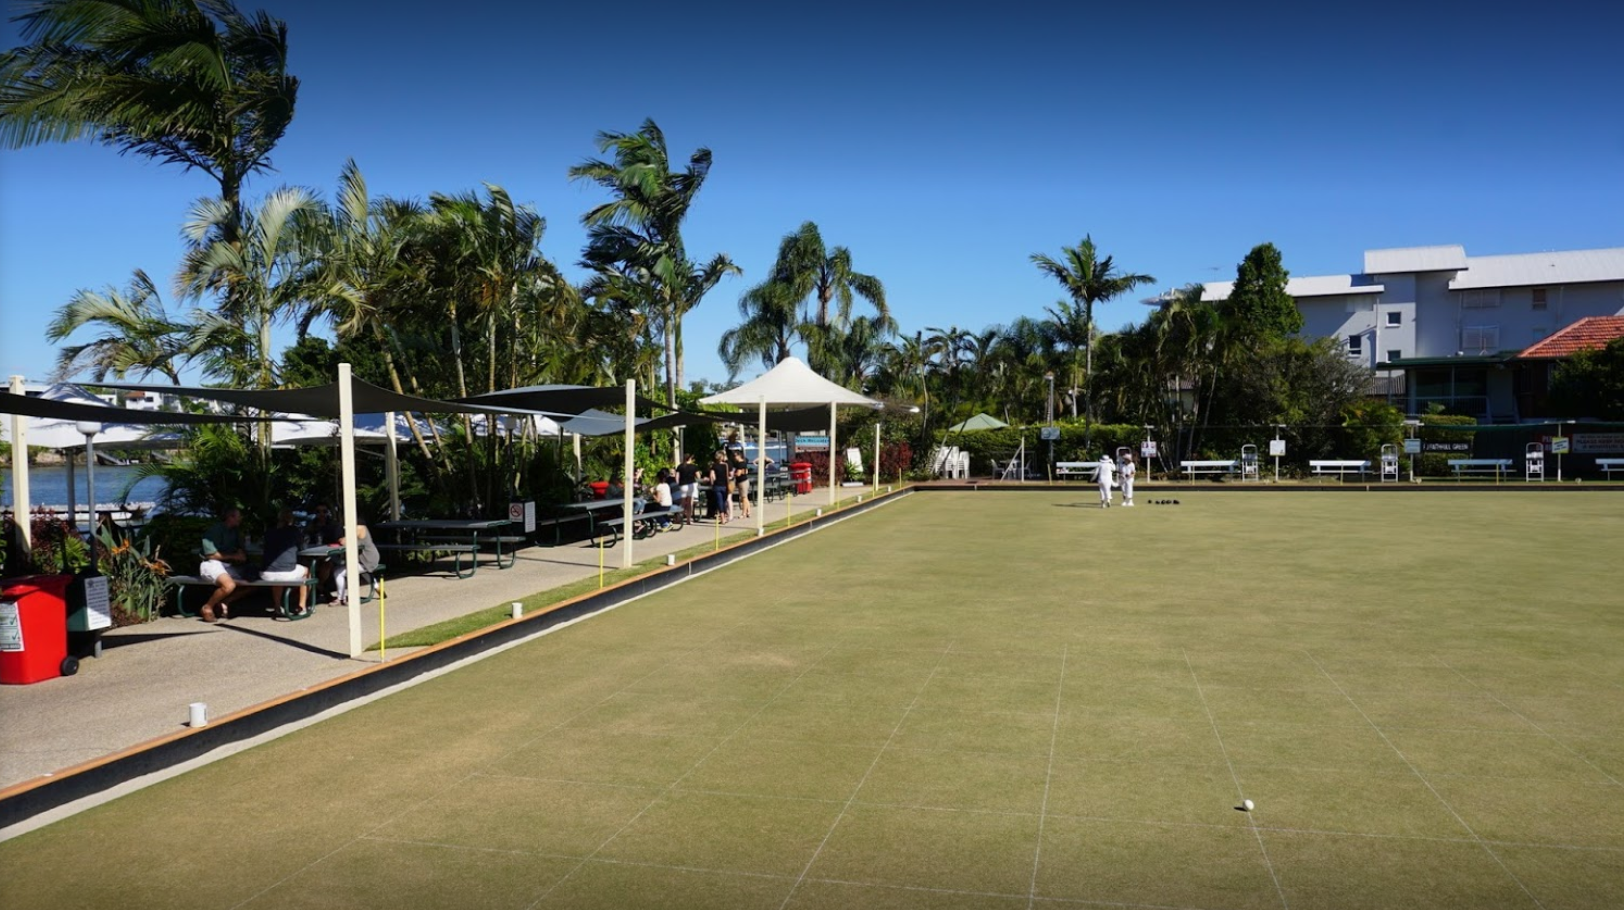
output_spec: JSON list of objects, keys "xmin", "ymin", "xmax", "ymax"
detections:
[{"xmin": 1242, "ymin": 799, "xmax": 1255, "ymax": 811}]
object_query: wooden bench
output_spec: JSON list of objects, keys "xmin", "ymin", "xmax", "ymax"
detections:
[
  {"xmin": 166, "ymin": 575, "xmax": 319, "ymax": 621},
  {"xmin": 1182, "ymin": 460, "xmax": 1238, "ymax": 479},
  {"xmin": 1055, "ymin": 462, "xmax": 1098, "ymax": 481},
  {"xmin": 1597, "ymin": 458, "xmax": 1624, "ymax": 479},
  {"xmin": 1448, "ymin": 458, "xmax": 1513, "ymax": 480},
  {"xmin": 1309, "ymin": 459, "xmax": 1371, "ymax": 480},
  {"xmin": 419, "ymin": 534, "xmax": 527, "ymax": 569},
  {"xmin": 375, "ymin": 541, "xmax": 479, "ymax": 578}
]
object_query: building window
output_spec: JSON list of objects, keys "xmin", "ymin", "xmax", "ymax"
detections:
[
  {"xmin": 1462, "ymin": 325, "xmax": 1499, "ymax": 352},
  {"xmin": 1347, "ymin": 334, "xmax": 1363, "ymax": 356},
  {"xmin": 1387, "ymin": 349, "xmax": 1402, "ymax": 363},
  {"xmin": 1531, "ymin": 327, "xmax": 1548, "ymax": 343},
  {"xmin": 1531, "ymin": 288, "xmax": 1548, "ymax": 311},
  {"xmin": 1385, "ymin": 311, "xmax": 1401, "ymax": 327},
  {"xmin": 1461, "ymin": 289, "xmax": 1500, "ymax": 309}
]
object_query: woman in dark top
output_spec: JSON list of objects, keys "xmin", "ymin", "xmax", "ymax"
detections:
[
  {"xmin": 676, "ymin": 453, "xmax": 701, "ymax": 522},
  {"xmin": 260, "ymin": 509, "xmax": 311, "ymax": 616},
  {"xmin": 709, "ymin": 451, "xmax": 731, "ymax": 523},
  {"xmin": 725, "ymin": 432, "xmax": 751, "ymax": 520}
]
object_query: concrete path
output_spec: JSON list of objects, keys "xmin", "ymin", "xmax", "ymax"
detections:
[{"xmin": 0, "ymin": 492, "xmax": 862, "ymax": 790}]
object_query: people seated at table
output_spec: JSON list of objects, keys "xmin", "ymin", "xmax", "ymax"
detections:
[
  {"xmin": 652, "ymin": 469, "xmax": 675, "ymax": 530},
  {"xmin": 305, "ymin": 503, "xmax": 341, "ymax": 545},
  {"xmin": 197, "ymin": 507, "xmax": 251, "ymax": 623},
  {"xmin": 605, "ymin": 474, "xmax": 625, "ymax": 500},
  {"xmin": 330, "ymin": 520, "xmax": 380, "ymax": 607},
  {"xmin": 260, "ymin": 508, "xmax": 311, "ymax": 617}
]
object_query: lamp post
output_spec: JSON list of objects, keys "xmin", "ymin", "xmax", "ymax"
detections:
[
  {"xmin": 76, "ymin": 420, "xmax": 103, "ymax": 569},
  {"xmin": 1044, "ymin": 372, "xmax": 1056, "ymax": 472}
]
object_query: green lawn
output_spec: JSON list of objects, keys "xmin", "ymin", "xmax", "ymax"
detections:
[{"xmin": 5, "ymin": 490, "xmax": 1623, "ymax": 909}]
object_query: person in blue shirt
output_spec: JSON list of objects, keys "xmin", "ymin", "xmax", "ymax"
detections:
[
  {"xmin": 197, "ymin": 507, "xmax": 249, "ymax": 622},
  {"xmin": 260, "ymin": 508, "xmax": 311, "ymax": 617}
]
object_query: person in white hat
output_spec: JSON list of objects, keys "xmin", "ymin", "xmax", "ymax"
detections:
[
  {"xmin": 1096, "ymin": 452, "xmax": 1115, "ymax": 508},
  {"xmin": 1119, "ymin": 452, "xmax": 1137, "ymax": 507}
]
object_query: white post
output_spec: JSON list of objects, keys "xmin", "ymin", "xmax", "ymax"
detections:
[
  {"xmin": 829, "ymin": 401, "xmax": 838, "ymax": 506},
  {"xmin": 6, "ymin": 377, "xmax": 28, "ymax": 548},
  {"xmin": 339, "ymin": 363, "xmax": 362, "ymax": 658},
  {"xmin": 385, "ymin": 411, "xmax": 401, "ymax": 521},
  {"xmin": 572, "ymin": 432, "xmax": 582, "ymax": 482},
  {"xmin": 756, "ymin": 397, "xmax": 766, "ymax": 537},
  {"xmin": 873, "ymin": 422, "xmax": 881, "ymax": 494},
  {"xmin": 622, "ymin": 379, "xmax": 634, "ymax": 569},
  {"xmin": 384, "ymin": 411, "xmax": 401, "ymax": 520},
  {"xmin": 66, "ymin": 455, "xmax": 77, "ymax": 529}
]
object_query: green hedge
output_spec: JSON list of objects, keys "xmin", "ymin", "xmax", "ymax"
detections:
[{"xmin": 1416, "ymin": 415, "xmax": 1478, "ymax": 477}]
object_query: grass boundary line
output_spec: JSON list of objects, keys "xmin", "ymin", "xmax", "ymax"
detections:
[{"xmin": 0, "ymin": 487, "xmax": 914, "ymax": 838}]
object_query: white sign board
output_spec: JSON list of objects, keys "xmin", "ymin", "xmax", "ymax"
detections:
[
  {"xmin": 510, "ymin": 501, "xmax": 537, "ymax": 534},
  {"xmin": 1403, "ymin": 438, "xmax": 1422, "ymax": 455},
  {"xmin": 1141, "ymin": 440, "xmax": 1158, "ymax": 458},
  {"xmin": 0, "ymin": 601, "xmax": 22, "ymax": 652},
  {"xmin": 81, "ymin": 576, "xmax": 112, "ymax": 631},
  {"xmin": 1268, "ymin": 439, "xmax": 1286, "ymax": 457},
  {"xmin": 1039, "ymin": 426, "xmax": 1060, "ymax": 441},
  {"xmin": 1550, "ymin": 437, "xmax": 1571, "ymax": 454}
]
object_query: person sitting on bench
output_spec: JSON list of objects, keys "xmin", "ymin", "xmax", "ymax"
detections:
[
  {"xmin": 330, "ymin": 520, "xmax": 380, "ymax": 607},
  {"xmin": 260, "ymin": 508, "xmax": 312, "ymax": 617},
  {"xmin": 198, "ymin": 507, "xmax": 251, "ymax": 623},
  {"xmin": 653, "ymin": 469, "xmax": 675, "ymax": 530}
]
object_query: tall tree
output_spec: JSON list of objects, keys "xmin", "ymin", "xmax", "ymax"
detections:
[
  {"xmin": 1, "ymin": 0, "xmax": 299, "ymax": 251},
  {"xmin": 1031, "ymin": 236, "xmax": 1155, "ymax": 433},
  {"xmin": 45, "ymin": 268, "xmax": 187, "ymax": 383},
  {"xmin": 739, "ymin": 221, "xmax": 889, "ymax": 374},
  {"xmin": 175, "ymin": 185, "xmax": 321, "ymax": 394},
  {"xmin": 1226, "ymin": 243, "xmax": 1301, "ymax": 340},
  {"xmin": 568, "ymin": 119, "xmax": 734, "ymax": 405}
]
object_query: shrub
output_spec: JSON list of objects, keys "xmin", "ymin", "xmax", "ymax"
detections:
[{"xmin": 96, "ymin": 527, "xmax": 170, "ymax": 625}]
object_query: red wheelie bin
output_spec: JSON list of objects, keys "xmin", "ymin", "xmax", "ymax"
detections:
[{"xmin": 0, "ymin": 574, "xmax": 77, "ymax": 684}]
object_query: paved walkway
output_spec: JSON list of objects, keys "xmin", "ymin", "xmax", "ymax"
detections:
[{"xmin": 0, "ymin": 492, "xmax": 861, "ymax": 791}]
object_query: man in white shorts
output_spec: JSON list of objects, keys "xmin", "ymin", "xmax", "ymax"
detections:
[{"xmin": 198, "ymin": 507, "xmax": 250, "ymax": 622}]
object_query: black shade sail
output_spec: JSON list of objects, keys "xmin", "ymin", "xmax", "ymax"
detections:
[
  {"xmin": 88, "ymin": 379, "xmax": 520, "ymax": 419},
  {"xmin": 0, "ymin": 392, "xmax": 276, "ymax": 425},
  {"xmin": 454, "ymin": 385, "xmax": 667, "ymax": 416}
]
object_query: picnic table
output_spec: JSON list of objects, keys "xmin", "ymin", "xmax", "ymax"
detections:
[
  {"xmin": 373, "ymin": 518, "xmax": 519, "ymax": 576},
  {"xmin": 557, "ymin": 499, "xmax": 633, "ymax": 544}
]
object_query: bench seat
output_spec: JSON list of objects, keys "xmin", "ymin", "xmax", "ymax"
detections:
[
  {"xmin": 1596, "ymin": 458, "xmax": 1624, "ymax": 479},
  {"xmin": 1055, "ymin": 462, "xmax": 1098, "ymax": 480},
  {"xmin": 1181, "ymin": 460, "xmax": 1237, "ymax": 478},
  {"xmin": 419, "ymin": 534, "xmax": 527, "ymax": 569},
  {"xmin": 1309, "ymin": 459, "xmax": 1371, "ymax": 479},
  {"xmin": 166, "ymin": 575, "xmax": 319, "ymax": 621},
  {"xmin": 374, "ymin": 541, "xmax": 479, "ymax": 578},
  {"xmin": 1448, "ymin": 458, "xmax": 1513, "ymax": 479}
]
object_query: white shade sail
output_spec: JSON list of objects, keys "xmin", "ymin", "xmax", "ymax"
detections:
[{"xmin": 699, "ymin": 357, "xmax": 880, "ymax": 408}]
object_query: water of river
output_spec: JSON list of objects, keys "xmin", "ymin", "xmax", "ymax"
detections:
[{"xmin": 1, "ymin": 464, "xmax": 168, "ymax": 510}]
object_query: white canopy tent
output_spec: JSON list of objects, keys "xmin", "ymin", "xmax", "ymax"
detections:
[{"xmin": 699, "ymin": 357, "xmax": 881, "ymax": 529}]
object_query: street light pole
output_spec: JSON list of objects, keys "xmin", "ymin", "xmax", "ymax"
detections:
[
  {"xmin": 76, "ymin": 421, "xmax": 103, "ymax": 570},
  {"xmin": 1044, "ymin": 372, "xmax": 1056, "ymax": 475}
]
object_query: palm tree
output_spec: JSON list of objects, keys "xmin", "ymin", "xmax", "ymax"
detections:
[
  {"xmin": 1031, "ymin": 236, "xmax": 1155, "ymax": 432},
  {"xmin": 718, "ymin": 279, "xmax": 801, "ymax": 377},
  {"xmin": 569, "ymin": 119, "xmax": 733, "ymax": 405},
  {"xmin": 739, "ymin": 221, "xmax": 889, "ymax": 374},
  {"xmin": 45, "ymin": 269, "xmax": 187, "ymax": 384},
  {"xmin": 175, "ymin": 186, "xmax": 322, "ymax": 399},
  {"xmin": 1, "ymin": 0, "xmax": 299, "ymax": 252}
]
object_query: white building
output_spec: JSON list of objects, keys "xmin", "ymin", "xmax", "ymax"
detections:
[{"xmin": 1195, "ymin": 245, "xmax": 1624, "ymax": 420}]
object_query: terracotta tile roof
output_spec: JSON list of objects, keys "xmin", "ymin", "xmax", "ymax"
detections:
[{"xmin": 1518, "ymin": 316, "xmax": 1624, "ymax": 359}]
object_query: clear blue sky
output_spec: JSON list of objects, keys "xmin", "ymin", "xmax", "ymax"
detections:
[{"xmin": 4, "ymin": 0, "xmax": 1621, "ymax": 388}]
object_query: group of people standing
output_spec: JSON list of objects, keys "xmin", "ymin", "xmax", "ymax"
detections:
[
  {"xmin": 641, "ymin": 431, "xmax": 758, "ymax": 527},
  {"xmin": 1095, "ymin": 451, "xmax": 1137, "ymax": 509}
]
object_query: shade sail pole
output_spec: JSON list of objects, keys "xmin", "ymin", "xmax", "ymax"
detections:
[
  {"xmin": 7, "ymin": 376, "xmax": 30, "ymax": 549},
  {"xmin": 385, "ymin": 410, "xmax": 400, "ymax": 521},
  {"xmin": 340, "ymin": 363, "xmax": 362, "ymax": 658},
  {"xmin": 622, "ymin": 379, "xmax": 634, "ymax": 569},
  {"xmin": 874, "ymin": 422, "xmax": 881, "ymax": 494},
  {"xmin": 829, "ymin": 402, "xmax": 838, "ymax": 506},
  {"xmin": 756, "ymin": 396, "xmax": 766, "ymax": 537}
]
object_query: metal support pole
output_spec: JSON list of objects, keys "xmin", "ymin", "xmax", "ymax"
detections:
[
  {"xmin": 622, "ymin": 379, "xmax": 635, "ymax": 569},
  {"xmin": 829, "ymin": 401, "xmax": 838, "ymax": 507},
  {"xmin": 385, "ymin": 410, "xmax": 401, "ymax": 521},
  {"xmin": 339, "ymin": 363, "xmax": 362, "ymax": 658},
  {"xmin": 756, "ymin": 397, "xmax": 766, "ymax": 537},
  {"xmin": 6, "ymin": 376, "xmax": 29, "ymax": 548}
]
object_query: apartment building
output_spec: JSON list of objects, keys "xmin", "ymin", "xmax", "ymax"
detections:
[{"xmin": 1198, "ymin": 245, "xmax": 1624, "ymax": 421}]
